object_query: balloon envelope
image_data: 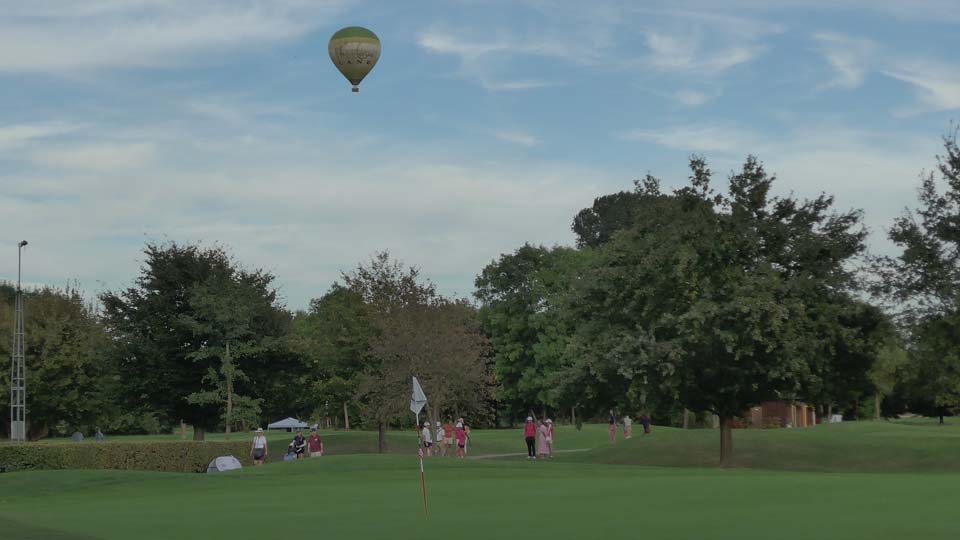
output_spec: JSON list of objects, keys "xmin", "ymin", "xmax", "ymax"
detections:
[{"xmin": 328, "ymin": 26, "xmax": 381, "ymax": 92}]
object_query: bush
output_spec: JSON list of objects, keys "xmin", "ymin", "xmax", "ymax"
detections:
[{"xmin": 0, "ymin": 440, "xmax": 252, "ymax": 473}]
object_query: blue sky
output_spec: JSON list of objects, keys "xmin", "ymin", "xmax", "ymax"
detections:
[{"xmin": 1, "ymin": 0, "xmax": 958, "ymax": 309}]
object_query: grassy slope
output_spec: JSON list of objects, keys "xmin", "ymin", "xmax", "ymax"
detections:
[
  {"xmin": 1, "ymin": 455, "xmax": 958, "ymax": 540},
  {"xmin": 21, "ymin": 424, "xmax": 607, "ymax": 463},
  {"xmin": 577, "ymin": 420, "xmax": 960, "ymax": 472}
]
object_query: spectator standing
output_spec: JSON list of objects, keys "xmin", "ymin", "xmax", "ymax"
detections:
[
  {"xmin": 251, "ymin": 428, "xmax": 268, "ymax": 466},
  {"xmin": 608, "ymin": 409, "xmax": 617, "ymax": 445},
  {"xmin": 524, "ymin": 417, "xmax": 537, "ymax": 459},
  {"xmin": 421, "ymin": 421, "xmax": 433, "ymax": 456},
  {"xmin": 308, "ymin": 428, "xmax": 324, "ymax": 457},
  {"xmin": 292, "ymin": 430, "xmax": 307, "ymax": 459}
]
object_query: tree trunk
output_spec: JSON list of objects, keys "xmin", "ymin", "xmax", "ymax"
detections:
[
  {"xmin": 682, "ymin": 409, "xmax": 690, "ymax": 429},
  {"xmin": 180, "ymin": 420, "xmax": 186, "ymax": 440},
  {"xmin": 571, "ymin": 406, "xmax": 576, "ymax": 426},
  {"xmin": 343, "ymin": 402, "xmax": 350, "ymax": 430},
  {"xmin": 225, "ymin": 342, "xmax": 233, "ymax": 441},
  {"xmin": 827, "ymin": 404, "xmax": 833, "ymax": 422},
  {"xmin": 377, "ymin": 420, "xmax": 387, "ymax": 453},
  {"xmin": 711, "ymin": 414, "xmax": 719, "ymax": 429},
  {"xmin": 193, "ymin": 426, "xmax": 205, "ymax": 441},
  {"xmin": 719, "ymin": 416, "xmax": 733, "ymax": 468},
  {"xmin": 874, "ymin": 393, "xmax": 881, "ymax": 421}
]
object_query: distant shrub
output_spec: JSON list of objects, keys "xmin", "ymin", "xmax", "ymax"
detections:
[{"xmin": 0, "ymin": 441, "xmax": 252, "ymax": 473}]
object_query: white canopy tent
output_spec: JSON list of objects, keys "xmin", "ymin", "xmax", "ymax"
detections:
[{"xmin": 267, "ymin": 417, "xmax": 309, "ymax": 431}]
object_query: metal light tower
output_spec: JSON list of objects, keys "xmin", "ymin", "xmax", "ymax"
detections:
[{"xmin": 10, "ymin": 240, "xmax": 27, "ymax": 442}]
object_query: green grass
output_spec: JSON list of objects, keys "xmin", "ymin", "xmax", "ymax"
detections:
[
  {"xmin": 2, "ymin": 454, "xmax": 959, "ymax": 539},
  {"xmin": 578, "ymin": 419, "xmax": 960, "ymax": 472},
  {"xmin": 3, "ymin": 420, "xmax": 960, "ymax": 539}
]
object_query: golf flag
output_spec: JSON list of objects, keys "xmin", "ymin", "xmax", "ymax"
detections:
[
  {"xmin": 410, "ymin": 376, "xmax": 428, "ymax": 415},
  {"xmin": 411, "ymin": 376, "xmax": 429, "ymax": 519}
]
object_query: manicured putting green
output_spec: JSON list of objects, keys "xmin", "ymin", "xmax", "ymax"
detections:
[{"xmin": 1, "ymin": 455, "xmax": 957, "ymax": 540}]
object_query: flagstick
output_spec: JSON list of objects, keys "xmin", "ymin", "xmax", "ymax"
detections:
[
  {"xmin": 420, "ymin": 452, "xmax": 428, "ymax": 518},
  {"xmin": 411, "ymin": 377, "xmax": 429, "ymax": 520},
  {"xmin": 415, "ymin": 411, "xmax": 429, "ymax": 519}
]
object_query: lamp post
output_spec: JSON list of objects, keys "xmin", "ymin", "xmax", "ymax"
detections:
[{"xmin": 10, "ymin": 240, "xmax": 27, "ymax": 441}]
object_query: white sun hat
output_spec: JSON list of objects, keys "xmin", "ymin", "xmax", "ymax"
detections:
[
  {"xmin": 526, "ymin": 416, "xmax": 533, "ymax": 421},
  {"xmin": 546, "ymin": 419, "xmax": 553, "ymax": 424}
]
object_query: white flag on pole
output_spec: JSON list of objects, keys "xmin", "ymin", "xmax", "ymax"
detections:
[{"xmin": 410, "ymin": 376, "xmax": 428, "ymax": 415}]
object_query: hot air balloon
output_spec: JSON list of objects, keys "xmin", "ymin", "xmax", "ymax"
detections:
[{"xmin": 328, "ymin": 26, "xmax": 381, "ymax": 93}]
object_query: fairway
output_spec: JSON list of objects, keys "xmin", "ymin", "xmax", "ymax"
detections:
[
  {"xmin": 1, "ymin": 455, "xmax": 957, "ymax": 540},
  {"xmin": 4, "ymin": 422, "xmax": 960, "ymax": 539}
]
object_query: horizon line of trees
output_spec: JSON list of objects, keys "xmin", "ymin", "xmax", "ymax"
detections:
[{"xmin": 2, "ymin": 128, "xmax": 959, "ymax": 465}]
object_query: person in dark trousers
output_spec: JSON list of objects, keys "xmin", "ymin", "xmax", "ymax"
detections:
[
  {"xmin": 523, "ymin": 416, "xmax": 537, "ymax": 459},
  {"xmin": 641, "ymin": 413, "xmax": 652, "ymax": 435},
  {"xmin": 608, "ymin": 409, "xmax": 617, "ymax": 445},
  {"xmin": 292, "ymin": 430, "xmax": 307, "ymax": 459}
]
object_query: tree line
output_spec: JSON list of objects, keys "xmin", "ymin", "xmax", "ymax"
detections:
[{"xmin": 2, "ymin": 130, "xmax": 959, "ymax": 464}]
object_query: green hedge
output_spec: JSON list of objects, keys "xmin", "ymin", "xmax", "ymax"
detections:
[{"xmin": 0, "ymin": 441, "xmax": 253, "ymax": 473}]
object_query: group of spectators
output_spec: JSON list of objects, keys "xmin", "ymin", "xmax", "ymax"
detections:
[
  {"xmin": 420, "ymin": 418, "xmax": 470, "ymax": 458},
  {"xmin": 523, "ymin": 417, "xmax": 555, "ymax": 459},
  {"xmin": 608, "ymin": 409, "xmax": 652, "ymax": 444},
  {"xmin": 249, "ymin": 426, "xmax": 324, "ymax": 466}
]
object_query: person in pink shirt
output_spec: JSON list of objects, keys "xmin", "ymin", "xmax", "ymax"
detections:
[
  {"xmin": 537, "ymin": 420, "xmax": 550, "ymax": 458},
  {"xmin": 545, "ymin": 419, "xmax": 555, "ymax": 458},
  {"xmin": 455, "ymin": 422, "xmax": 467, "ymax": 459},
  {"xmin": 523, "ymin": 416, "xmax": 537, "ymax": 459}
]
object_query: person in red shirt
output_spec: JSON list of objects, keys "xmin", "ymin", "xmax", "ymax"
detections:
[
  {"xmin": 442, "ymin": 419, "xmax": 454, "ymax": 457},
  {"xmin": 523, "ymin": 417, "xmax": 537, "ymax": 459},
  {"xmin": 455, "ymin": 422, "xmax": 467, "ymax": 459},
  {"xmin": 308, "ymin": 428, "xmax": 323, "ymax": 458}
]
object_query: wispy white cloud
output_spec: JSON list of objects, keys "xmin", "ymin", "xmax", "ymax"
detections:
[
  {"xmin": 883, "ymin": 62, "xmax": 960, "ymax": 115},
  {"xmin": 30, "ymin": 142, "xmax": 156, "ymax": 172},
  {"xmin": 620, "ymin": 125, "xmax": 758, "ymax": 153},
  {"xmin": 0, "ymin": 122, "xmax": 82, "ymax": 150},
  {"xmin": 0, "ymin": 0, "xmax": 349, "ymax": 73},
  {"xmin": 812, "ymin": 33, "xmax": 877, "ymax": 89},
  {"xmin": 494, "ymin": 131, "xmax": 540, "ymax": 147},
  {"xmin": 672, "ymin": 89, "xmax": 714, "ymax": 106},
  {"xmin": 643, "ymin": 32, "xmax": 762, "ymax": 74}
]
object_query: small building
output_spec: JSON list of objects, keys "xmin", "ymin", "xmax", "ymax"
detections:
[{"xmin": 747, "ymin": 401, "xmax": 816, "ymax": 428}]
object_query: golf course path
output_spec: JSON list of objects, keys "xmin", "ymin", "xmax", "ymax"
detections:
[{"xmin": 468, "ymin": 448, "xmax": 591, "ymax": 460}]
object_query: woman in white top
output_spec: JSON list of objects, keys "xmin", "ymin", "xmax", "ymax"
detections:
[
  {"xmin": 251, "ymin": 427, "xmax": 268, "ymax": 466},
  {"xmin": 421, "ymin": 421, "xmax": 433, "ymax": 456}
]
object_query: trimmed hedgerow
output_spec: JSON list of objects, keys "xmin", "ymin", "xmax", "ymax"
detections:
[{"xmin": 0, "ymin": 441, "xmax": 252, "ymax": 473}]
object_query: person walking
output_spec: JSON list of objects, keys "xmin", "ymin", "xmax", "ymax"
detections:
[
  {"xmin": 436, "ymin": 423, "xmax": 445, "ymax": 456},
  {"xmin": 608, "ymin": 409, "xmax": 617, "ymax": 445},
  {"xmin": 251, "ymin": 427, "xmax": 268, "ymax": 466},
  {"xmin": 641, "ymin": 413, "xmax": 652, "ymax": 435},
  {"xmin": 463, "ymin": 421, "xmax": 472, "ymax": 456},
  {"xmin": 292, "ymin": 430, "xmax": 307, "ymax": 459},
  {"xmin": 524, "ymin": 417, "xmax": 537, "ymax": 459},
  {"xmin": 537, "ymin": 420, "xmax": 550, "ymax": 459},
  {"xmin": 623, "ymin": 415, "xmax": 633, "ymax": 439},
  {"xmin": 421, "ymin": 421, "xmax": 434, "ymax": 456},
  {"xmin": 443, "ymin": 419, "xmax": 455, "ymax": 457},
  {"xmin": 308, "ymin": 428, "xmax": 323, "ymax": 457},
  {"xmin": 545, "ymin": 419, "xmax": 555, "ymax": 458},
  {"xmin": 455, "ymin": 421, "xmax": 467, "ymax": 458}
]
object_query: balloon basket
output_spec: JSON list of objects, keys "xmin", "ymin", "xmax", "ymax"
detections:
[{"xmin": 352, "ymin": 86, "xmax": 359, "ymax": 93}]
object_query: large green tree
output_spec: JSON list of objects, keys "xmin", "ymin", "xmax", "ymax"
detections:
[
  {"xmin": 569, "ymin": 157, "xmax": 866, "ymax": 465},
  {"xmin": 100, "ymin": 242, "xmax": 290, "ymax": 440},
  {"xmin": 875, "ymin": 130, "xmax": 960, "ymax": 420},
  {"xmin": 291, "ymin": 284, "xmax": 373, "ymax": 429},
  {"xmin": 474, "ymin": 244, "xmax": 589, "ymax": 422},
  {"xmin": 345, "ymin": 252, "xmax": 491, "ymax": 452},
  {"xmin": 0, "ymin": 284, "xmax": 110, "ymax": 440}
]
